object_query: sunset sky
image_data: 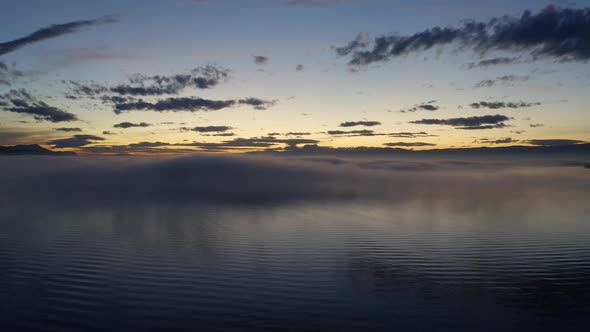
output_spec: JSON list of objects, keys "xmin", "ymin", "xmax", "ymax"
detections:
[{"xmin": 1, "ymin": 0, "xmax": 589, "ymax": 154}]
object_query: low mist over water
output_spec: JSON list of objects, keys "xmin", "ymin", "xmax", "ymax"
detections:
[{"xmin": 0, "ymin": 155, "xmax": 589, "ymax": 331}]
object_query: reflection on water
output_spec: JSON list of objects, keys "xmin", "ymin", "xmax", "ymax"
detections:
[{"xmin": 1, "ymin": 195, "xmax": 589, "ymax": 331}]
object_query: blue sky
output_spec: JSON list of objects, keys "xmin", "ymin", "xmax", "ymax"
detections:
[{"xmin": 0, "ymin": 0, "xmax": 589, "ymax": 153}]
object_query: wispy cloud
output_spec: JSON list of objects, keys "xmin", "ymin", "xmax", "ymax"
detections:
[
  {"xmin": 0, "ymin": 16, "xmax": 117, "ymax": 56},
  {"xmin": 464, "ymin": 57, "xmax": 520, "ymax": 69},
  {"xmin": 475, "ymin": 75, "xmax": 531, "ymax": 88},
  {"xmin": 469, "ymin": 101, "xmax": 540, "ymax": 109}
]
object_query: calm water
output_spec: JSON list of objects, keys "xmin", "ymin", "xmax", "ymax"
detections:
[{"xmin": 1, "ymin": 197, "xmax": 589, "ymax": 331}]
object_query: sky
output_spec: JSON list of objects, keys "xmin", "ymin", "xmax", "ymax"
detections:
[{"xmin": 0, "ymin": 0, "xmax": 589, "ymax": 155}]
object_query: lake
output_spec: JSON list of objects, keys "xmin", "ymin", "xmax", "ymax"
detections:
[{"xmin": 0, "ymin": 156, "xmax": 589, "ymax": 331}]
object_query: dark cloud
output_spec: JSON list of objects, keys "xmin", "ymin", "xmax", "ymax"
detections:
[
  {"xmin": 384, "ymin": 142, "xmax": 436, "ymax": 147},
  {"xmin": 285, "ymin": 132, "xmax": 312, "ymax": 136},
  {"xmin": 110, "ymin": 65, "xmax": 229, "ymax": 96},
  {"xmin": 400, "ymin": 101, "xmax": 439, "ymax": 113},
  {"xmin": 470, "ymin": 101, "xmax": 540, "ymax": 109},
  {"xmin": 113, "ymin": 122, "xmax": 152, "ymax": 129},
  {"xmin": 339, "ymin": 120, "xmax": 381, "ymax": 127},
  {"xmin": 338, "ymin": 6, "xmax": 590, "ymax": 66},
  {"xmin": 191, "ymin": 126, "xmax": 233, "ymax": 133},
  {"xmin": 55, "ymin": 127, "xmax": 82, "ymax": 132},
  {"xmin": 526, "ymin": 139, "xmax": 586, "ymax": 146},
  {"xmin": 0, "ymin": 16, "xmax": 117, "ymax": 56},
  {"xmin": 410, "ymin": 114, "xmax": 510, "ymax": 130},
  {"xmin": 334, "ymin": 32, "xmax": 370, "ymax": 56},
  {"xmin": 464, "ymin": 57, "xmax": 520, "ymax": 69},
  {"xmin": 530, "ymin": 123, "xmax": 545, "ymax": 128},
  {"xmin": 113, "ymin": 97, "xmax": 237, "ymax": 114},
  {"xmin": 296, "ymin": 64, "xmax": 305, "ymax": 71},
  {"xmin": 479, "ymin": 137, "xmax": 514, "ymax": 144},
  {"xmin": 102, "ymin": 131, "xmax": 115, "ymax": 135},
  {"xmin": 253, "ymin": 55, "xmax": 269, "ymax": 65},
  {"xmin": 327, "ymin": 129, "xmax": 375, "ymax": 136},
  {"xmin": 68, "ymin": 81, "xmax": 108, "ymax": 98},
  {"xmin": 0, "ymin": 89, "xmax": 78, "ymax": 122},
  {"xmin": 328, "ymin": 130, "xmax": 437, "ymax": 138},
  {"xmin": 388, "ymin": 131, "xmax": 435, "ymax": 138},
  {"xmin": 238, "ymin": 98, "xmax": 276, "ymax": 110},
  {"xmin": 208, "ymin": 132, "xmax": 235, "ymax": 137},
  {"xmin": 47, "ymin": 134, "xmax": 105, "ymax": 148},
  {"xmin": 109, "ymin": 97, "xmax": 277, "ymax": 114},
  {"xmin": 475, "ymin": 75, "xmax": 531, "ymax": 88},
  {"xmin": 70, "ymin": 65, "xmax": 229, "ymax": 99}
]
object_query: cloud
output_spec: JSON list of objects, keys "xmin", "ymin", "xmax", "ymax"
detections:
[
  {"xmin": 238, "ymin": 98, "xmax": 276, "ymax": 110},
  {"xmin": 337, "ymin": 6, "xmax": 590, "ymax": 66},
  {"xmin": 464, "ymin": 57, "xmax": 520, "ymax": 69},
  {"xmin": 479, "ymin": 137, "xmax": 514, "ymax": 144},
  {"xmin": 0, "ymin": 89, "xmax": 78, "ymax": 122},
  {"xmin": 388, "ymin": 131, "xmax": 435, "ymax": 138},
  {"xmin": 384, "ymin": 142, "xmax": 436, "ymax": 147},
  {"xmin": 68, "ymin": 81, "xmax": 108, "ymax": 98},
  {"xmin": 113, "ymin": 122, "xmax": 152, "ymax": 129},
  {"xmin": 469, "ymin": 101, "xmax": 540, "ymax": 109},
  {"xmin": 410, "ymin": 114, "xmax": 510, "ymax": 130},
  {"xmin": 110, "ymin": 65, "xmax": 229, "ymax": 96},
  {"xmin": 253, "ymin": 55, "xmax": 269, "ymax": 65},
  {"xmin": 208, "ymin": 132, "xmax": 235, "ymax": 137},
  {"xmin": 339, "ymin": 120, "xmax": 381, "ymax": 127},
  {"xmin": 400, "ymin": 101, "xmax": 439, "ymax": 113},
  {"xmin": 191, "ymin": 126, "xmax": 233, "ymax": 133},
  {"xmin": 0, "ymin": 16, "xmax": 117, "ymax": 56},
  {"xmin": 529, "ymin": 123, "xmax": 545, "ymax": 128},
  {"xmin": 55, "ymin": 127, "xmax": 82, "ymax": 132},
  {"xmin": 0, "ymin": 61, "xmax": 26, "ymax": 86},
  {"xmin": 102, "ymin": 131, "xmax": 115, "ymax": 135},
  {"xmin": 327, "ymin": 129, "xmax": 376, "ymax": 136},
  {"xmin": 296, "ymin": 64, "xmax": 305, "ymax": 71},
  {"xmin": 113, "ymin": 97, "xmax": 237, "ymax": 114},
  {"xmin": 69, "ymin": 65, "xmax": 230, "ymax": 99},
  {"xmin": 475, "ymin": 75, "xmax": 531, "ymax": 88},
  {"xmin": 526, "ymin": 139, "xmax": 586, "ymax": 146},
  {"xmin": 285, "ymin": 132, "xmax": 311, "ymax": 136},
  {"xmin": 334, "ymin": 32, "xmax": 370, "ymax": 56},
  {"xmin": 47, "ymin": 134, "xmax": 105, "ymax": 148}
]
